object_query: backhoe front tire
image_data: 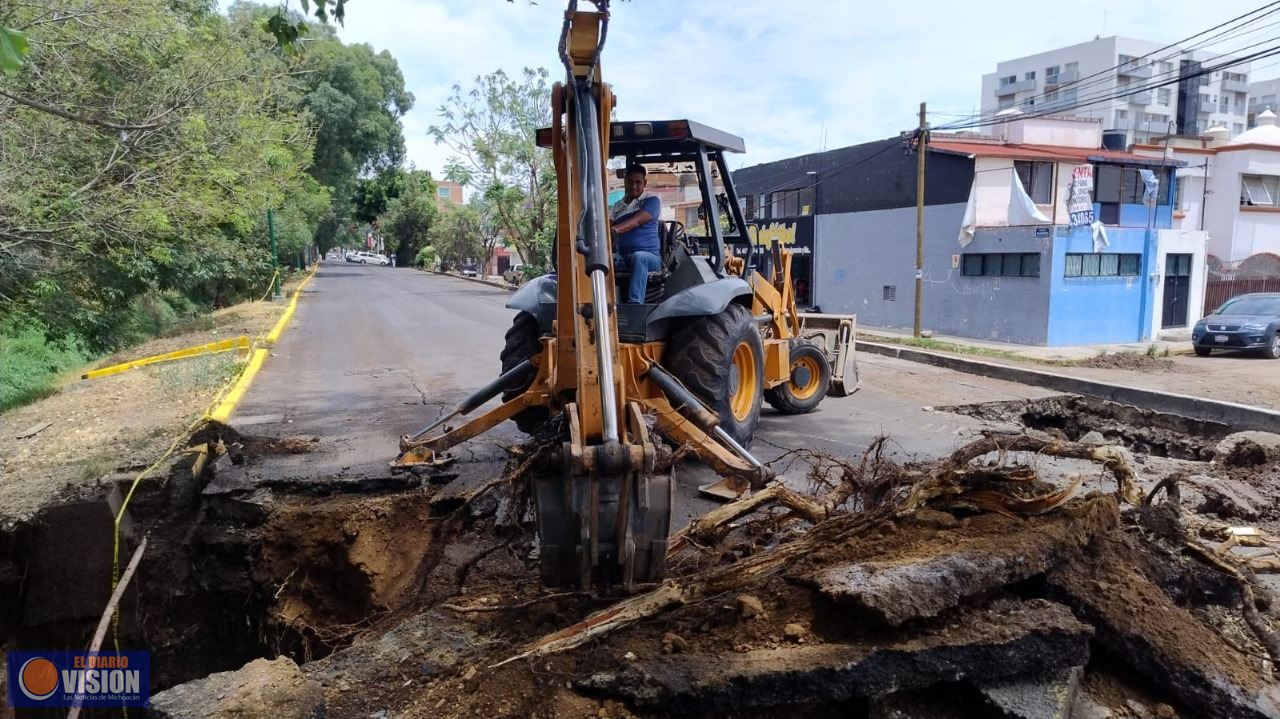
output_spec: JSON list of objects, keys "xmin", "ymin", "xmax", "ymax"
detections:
[
  {"xmin": 764, "ymin": 339, "xmax": 830, "ymax": 414},
  {"xmin": 500, "ymin": 311, "xmax": 549, "ymax": 435},
  {"xmin": 664, "ymin": 303, "xmax": 763, "ymax": 449}
]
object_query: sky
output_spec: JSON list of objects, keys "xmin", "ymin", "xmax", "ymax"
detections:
[{"xmin": 321, "ymin": 0, "xmax": 1280, "ymax": 176}]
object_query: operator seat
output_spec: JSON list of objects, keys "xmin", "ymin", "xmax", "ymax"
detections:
[{"xmin": 615, "ymin": 220, "xmax": 682, "ymax": 304}]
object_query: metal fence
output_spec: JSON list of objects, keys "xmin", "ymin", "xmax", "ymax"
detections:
[{"xmin": 1204, "ymin": 253, "xmax": 1280, "ymax": 312}]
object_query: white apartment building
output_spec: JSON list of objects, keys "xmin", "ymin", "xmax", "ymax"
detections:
[
  {"xmin": 980, "ymin": 36, "xmax": 1251, "ymax": 146},
  {"xmin": 1248, "ymin": 77, "xmax": 1279, "ymax": 126}
]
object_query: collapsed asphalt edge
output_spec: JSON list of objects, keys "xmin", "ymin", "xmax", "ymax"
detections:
[{"xmin": 858, "ymin": 340, "xmax": 1280, "ymax": 434}]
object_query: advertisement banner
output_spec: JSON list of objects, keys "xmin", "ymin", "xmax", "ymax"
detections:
[
  {"xmin": 6, "ymin": 651, "xmax": 150, "ymax": 709},
  {"xmin": 1068, "ymin": 164, "xmax": 1095, "ymax": 228}
]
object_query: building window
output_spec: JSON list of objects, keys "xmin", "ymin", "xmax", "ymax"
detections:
[
  {"xmin": 998, "ymin": 96, "xmax": 1015, "ymax": 109},
  {"xmin": 1025, "ymin": 71, "xmax": 1036, "ymax": 81},
  {"xmin": 960, "ymin": 253, "xmax": 1040, "ymax": 278},
  {"xmin": 1241, "ymin": 174, "xmax": 1280, "ymax": 207},
  {"xmin": 882, "ymin": 285, "xmax": 896, "ymax": 301},
  {"xmin": 438, "ymin": 187, "xmax": 451, "ymax": 198},
  {"xmin": 1094, "ymin": 165, "xmax": 1169, "ymax": 206},
  {"xmin": 1115, "ymin": 109, "xmax": 1129, "ymax": 122},
  {"xmin": 1064, "ymin": 252, "xmax": 1142, "ymax": 277},
  {"xmin": 1013, "ymin": 161, "xmax": 1053, "ymax": 204},
  {"xmin": 1045, "ymin": 65, "xmax": 1059, "ymax": 78},
  {"xmin": 1234, "ymin": 123, "xmax": 1244, "ymax": 135},
  {"xmin": 1157, "ymin": 88, "xmax": 1171, "ymax": 106},
  {"xmin": 770, "ymin": 189, "xmax": 801, "ymax": 217},
  {"xmin": 1000, "ymin": 75, "xmax": 1017, "ymax": 87}
]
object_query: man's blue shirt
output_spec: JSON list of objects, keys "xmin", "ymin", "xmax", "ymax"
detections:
[{"xmin": 614, "ymin": 195, "xmax": 661, "ymax": 254}]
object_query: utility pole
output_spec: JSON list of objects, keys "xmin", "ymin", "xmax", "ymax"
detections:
[
  {"xmin": 913, "ymin": 102, "xmax": 927, "ymax": 338},
  {"xmin": 267, "ymin": 209, "xmax": 281, "ymax": 298}
]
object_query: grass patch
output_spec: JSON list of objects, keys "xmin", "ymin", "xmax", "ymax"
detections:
[
  {"xmin": 155, "ymin": 352, "xmax": 243, "ymax": 396},
  {"xmin": 858, "ymin": 333, "xmax": 1081, "ymax": 367},
  {"xmin": 0, "ymin": 321, "xmax": 93, "ymax": 412}
]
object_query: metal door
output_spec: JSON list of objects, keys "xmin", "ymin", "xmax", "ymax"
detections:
[{"xmin": 1162, "ymin": 253, "xmax": 1192, "ymax": 328}]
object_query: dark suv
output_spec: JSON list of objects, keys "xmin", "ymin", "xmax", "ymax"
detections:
[{"xmin": 1192, "ymin": 293, "xmax": 1280, "ymax": 358}]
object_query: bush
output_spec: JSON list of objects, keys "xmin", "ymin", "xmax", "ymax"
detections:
[{"xmin": 0, "ymin": 320, "xmax": 91, "ymax": 412}]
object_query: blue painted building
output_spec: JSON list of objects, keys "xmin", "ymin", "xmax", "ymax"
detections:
[{"xmin": 732, "ymin": 117, "xmax": 1201, "ymax": 346}]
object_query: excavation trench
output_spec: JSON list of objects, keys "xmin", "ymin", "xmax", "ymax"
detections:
[
  {"xmin": 0, "ymin": 426, "xmax": 457, "ymax": 697},
  {"xmin": 938, "ymin": 395, "xmax": 1233, "ymax": 460}
]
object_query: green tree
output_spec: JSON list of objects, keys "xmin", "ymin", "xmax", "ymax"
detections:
[
  {"xmin": 0, "ymin": 0, "xmax": 322, "ymax": 349},
  {"xmin": 425, "ymin": 203, "xmax": 489, "ymax": 271},
  {"xmin": 429, "ymin": 68, "xmax": 556, "ymax": 270},
  {"xmin": 379, "ymin": 171, "xmax": 439, "ymax": 265}
]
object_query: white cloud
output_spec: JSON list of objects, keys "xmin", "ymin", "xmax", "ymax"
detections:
[{"xmin": 304, "ymin": 0, "xmax": 1280, "ymax": 174}]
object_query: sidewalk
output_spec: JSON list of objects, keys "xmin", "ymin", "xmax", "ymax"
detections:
[
  {"xmin": 857, "ymin": 325, "xmax": 1193, "ymax": 364},
  {"xmin": 854, "ymin": 323, "xmax": 1280, "ymax": 421}
]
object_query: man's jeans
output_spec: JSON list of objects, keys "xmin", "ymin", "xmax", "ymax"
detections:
[{"xmin": 614, "ymin": 251, "xmax": 662, "ymax": 303}]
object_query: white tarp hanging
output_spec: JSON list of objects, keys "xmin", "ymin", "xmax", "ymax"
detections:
[
  {"xmin": 957, "ymin": 178, "xmax": 977, "ymax": 247},
  {"xmin": 1009, "ymin": 170, "xmax": 1050, "ymax": 225},
  {"xmin": 1090, "ymin": 220, "xmax": 1110, "ymax": 252}
]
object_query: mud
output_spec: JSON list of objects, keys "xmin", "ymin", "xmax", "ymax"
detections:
[
  {"xmin": 1075, "ymin": 352, "xmax": 1181, "ymax": 372},
  {"xmin": 939, "ymin": 395, "xmax": 1231, "ymax": 460},
  {"xmin": 5, "ymin": 420, "xmax": 1280, "ymax": 718}
]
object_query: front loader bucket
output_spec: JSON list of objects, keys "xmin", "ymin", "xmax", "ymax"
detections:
[{"xmin": 799, "ymin": 313, "xmax": 860, "ymax": 397}]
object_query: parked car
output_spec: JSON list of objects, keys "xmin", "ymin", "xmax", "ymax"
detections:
[
  {"xmin": 502, "ymin": 263, "xmax": 525, "ymax": 285},
  {"xmin": 459, "ymin": 261, "xmax": 479, "ymax": 277},
  {"xmin": 347, "ymin": 251, "xmax": 389, "ymax": 266},
  {"xmin": 1191, "ymin": 292, "xmax": 1280, "ymax": 358}
]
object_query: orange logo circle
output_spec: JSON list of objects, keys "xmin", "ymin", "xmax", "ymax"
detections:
[{"xmin": 19, "ymin": 657, "xmax": 59, "ymax": 700}]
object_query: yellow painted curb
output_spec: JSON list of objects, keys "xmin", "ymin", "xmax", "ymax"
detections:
[
  {"xmin": 266, "ymin": 264, "xmax": 319, "ymax": 345},
  {"xmin": 81, "ymin": 336, "xmax": 250, "ymax": 381},
  {"xmin": 207, "ymin": 348, "xmax": 269, "ymax": 423}
]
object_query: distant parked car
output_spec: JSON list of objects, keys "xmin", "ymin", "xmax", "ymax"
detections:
[
  {"xmin": 459, "ymin": 261, "xmax": 479, "ymax": 277},
  {"xmin": 1191, "ymin": 292, "xmax": 1280, "ymax": 358},
  {"xmin": 348, "ymin": 251, "xmax": 389, "ymax": 266},
  {"xmin": 502, "ymin": 263, "xmax": 525, "ymax": 285}
]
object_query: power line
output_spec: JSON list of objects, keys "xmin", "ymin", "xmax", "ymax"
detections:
[
  {"xmin": 942, "ymin": 41, "xmax": 1280, "ymax": 132},
  {"xmin": 942, "ymin": 1, "xmax": 1280, "ymax": 130}
]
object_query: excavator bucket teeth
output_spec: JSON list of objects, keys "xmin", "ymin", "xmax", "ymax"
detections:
[{"xmin": 534, "ymin": 456, "xmax": 673, "ymax": 590}]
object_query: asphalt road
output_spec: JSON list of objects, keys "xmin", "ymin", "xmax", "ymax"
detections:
[{"xmin": 232, "ymin": 264, "xmax": 1059, "ymax": 525}]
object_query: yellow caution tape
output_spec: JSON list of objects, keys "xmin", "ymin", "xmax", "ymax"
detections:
[{"xmin": 80, "ymin": 336, "xmax": 251, "ymax": 381}]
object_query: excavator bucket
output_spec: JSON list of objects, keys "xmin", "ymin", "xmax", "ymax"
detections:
[{"xmin": 799, "ymin": 313, "xmax": 860, "ymax": 397}]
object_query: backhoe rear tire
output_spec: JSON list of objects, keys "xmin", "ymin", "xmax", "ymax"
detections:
[
  {"xmin": 663, "ymin": 302, "xmax": 763, "ymax": 449},
  {"xmin": 764, "ymin": 339, "xmax": 830, "ymax": 414},
  {"xmin": 500, "ymin": 311, "xmax": 549, "ymax": 435}
]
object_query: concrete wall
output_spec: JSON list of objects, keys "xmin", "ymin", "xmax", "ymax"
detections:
[
  {"xmin": 813, "ymin": 205, "xmax": 1052, "ymax": 344},
  {"xmin": 943, "ymin": 226, "xmax": 1053, "ymax": 344},
  {"xmin": 814, "ymin": 205, "xmax": 957, "ymax": 331},
  {"xmin": 1046, "ymin": 224, "xmax": 1149, "ymax": 345}
]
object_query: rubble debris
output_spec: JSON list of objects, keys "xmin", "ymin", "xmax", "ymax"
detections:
[
  {"xmin": 575, "ymin": 599, "xmax": 1091, "ymax": 713},
  {"xmin": 940, "ymin": 396, "xmax": 1228, "ymax": 460},
  {"xmin": 783, "ymin": 623, "xmax": 806, "ymax": 642},
  {"xmin": 1046, "ymin": 534, "xmax": 1280, "ymax": 719},
  {"xmin": 735, "ymin": 594, "xmax": 765, "ymax": 620},
  {"xmin": 149, "ymin": 657, "xmax": 323, "ymax": 719},
  {"xmin": 1195, "ymin": 477, "xmax": 1269, "ymax": 520},
  {"xmin": 802, "ymin": 500, "xmax": 1114, "ymax": 626},
  {"xmin": 978, "ymin": 666, "xmax": 1082, "ymax": 719},
  {"xmin": 660, "ymin": 632, "xmax": 688, "ymax": 654}
]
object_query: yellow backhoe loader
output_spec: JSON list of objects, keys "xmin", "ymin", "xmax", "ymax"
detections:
[{"xmin": 394, "ymin": 0, "xmax": 857, "ymax": 590}]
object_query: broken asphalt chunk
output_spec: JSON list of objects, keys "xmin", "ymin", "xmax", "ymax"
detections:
[
  {"xmin": 575, "ymin": 599, "xmax": 1091, "ymax": 713},
  {"xmin": 802, "ymin": 500, "xmax": 1115, "ymax": 626}
]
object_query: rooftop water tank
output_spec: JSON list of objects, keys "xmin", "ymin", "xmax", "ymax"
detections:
[{"xmin": 1101, "ymin": 130, "xmax": 1127, "ymax": 151}]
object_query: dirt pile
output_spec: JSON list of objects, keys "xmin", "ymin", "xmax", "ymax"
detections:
[
  {"xmin": 7, "ymin": 423, "xmax": 1280, "ymax": 718},
  {"xmin": 254, "ymin": 434, "xmax": 1279, "ymax": 718}
]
